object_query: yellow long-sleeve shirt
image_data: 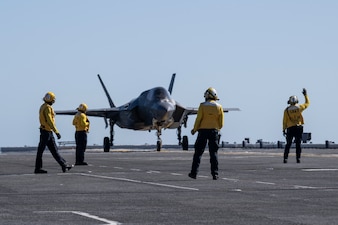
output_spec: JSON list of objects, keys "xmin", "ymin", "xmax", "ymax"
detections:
[
  {"xmin": 73, "ymin": 112, "xmax": 90, "ymax": 132},
  {"xmin": 193, "ymin": 100, "xmax": 224, "ymax": 132},
  {"xmin": 283, "ymin": 95, "xmax": 310, "ymax": 130},
  {"xmin": 39, "ymin": 103, "xmax": 59, "ymax": 134}
]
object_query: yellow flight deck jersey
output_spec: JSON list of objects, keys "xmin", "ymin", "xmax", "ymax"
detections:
[
  {"xmin": 39, "ymin": 103, "xmax": 59, "ymax": 134},
  {"xmin": 193, "ymin": 100, "xmax": 224, "ymax": 132},
  {"xmin": 73, "ymin": 112, "xmax": 90, "ymax": 132},
  {"xmin": 283, "ymin": 95, "xmax": 310, "ymax": 130}
]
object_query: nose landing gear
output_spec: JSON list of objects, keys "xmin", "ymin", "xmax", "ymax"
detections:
[{"xmin": 156, "ymin": 129, "xmax": 162, "ymax": 151}]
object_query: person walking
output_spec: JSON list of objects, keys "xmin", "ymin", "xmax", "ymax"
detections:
[
  {"xmin": 283, "ymin": 88, "xmax": 310, "ymax": 163},
  {"xmin": 35, "ymin": 92, "xmax": 73, "ymax": 174},
  {"xmin": 189, "ymin": 87, "xmax": 224, "ymax": 180},
  {"xmin": 73, "ymin": 103, "xmax": 90, "ymax": 165}
]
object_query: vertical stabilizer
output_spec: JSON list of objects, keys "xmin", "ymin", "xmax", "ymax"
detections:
[
  {"xmin": 168, "ymin": 73, "xmax": 176, "ymax": 94},
  {"xmin": 97, "ymin": 74, "xmax": 115, "ymax": 108}
]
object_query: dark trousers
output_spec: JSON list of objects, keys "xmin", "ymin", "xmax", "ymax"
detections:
[
  {"xmin": 190, "ymin": 129, "xmax": 219, "ymax": 176},
  {"xmin": 75, "ymin": 131, "xmax": 87, "ymax": 163},
  {"xmin": 284, "ymin": 126, "xmax": 303, "ymax": 160},
  {"xmin": 35, "ymin": 129, "xmax": 66, "ymax": 170}
]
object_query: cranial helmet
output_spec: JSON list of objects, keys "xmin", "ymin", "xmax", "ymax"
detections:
[
  {"xmin": 77, "ymin": 103, "xmax": 88, "ymax": 112},
  {"xmin": 204, "ymin": 87, "xmax": 219, "ymax": 100},
  {"xmin": 288, "ymin": 95, "xmax": 298, "ymax": 105},
  {"xmin": 43, "ymin": 92, "xmax": 56, "ymax": 103}
]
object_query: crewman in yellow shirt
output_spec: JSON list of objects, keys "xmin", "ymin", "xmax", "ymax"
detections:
[
  {"xmin": 73, "ymin": 103, "xmax": 90, "ymax": 165},
  {"xmin": 35, "ymin": 92, "xmax": 73, "ymax": 173},
  {"xmin": 283, "ymin": 88, "xmax": 310, "ymax": 163},
  {"xmin": 189, "ymin": 87, "xmax": 224, "ymax": 180}
]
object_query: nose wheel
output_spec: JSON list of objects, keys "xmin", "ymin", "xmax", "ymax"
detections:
[
  {"xmin": 157, "ymin": 139, "xmax": 162, "ymax": 151},
  {"xmin": 156, "ymin": 129, "xmax": 162, "ymax": 151}
]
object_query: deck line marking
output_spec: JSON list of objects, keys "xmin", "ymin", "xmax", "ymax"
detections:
[
  {"xmin": 255, "ymin": 181, "xmax": 276, "ymax": 185},
  {"xmin": 293, "ymin": 185, "xmax": 317, "ymax": 189},
  {"xmin": 171, "ymin": 173, "xmax": 183, "ymax": 176},
  {"xmin": 222, "ymin": 178, "xmax": 239, "ymax": 182},
  {"xmin": 146, "ymin": 170, "xmax": 161, "ymax": 174},
  {"xmin": 78, "ymin": 173, "xmax": 199, "ymax": 191},
  {"xmin": 302, "ymin": 168, "xmax": 338, "ymax": 172},
  {"xmin": 35, "ymin": 211, "xmax": 121, "ymax": 225}
]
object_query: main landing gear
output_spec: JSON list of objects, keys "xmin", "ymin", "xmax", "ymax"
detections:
[
  {"xmin": 103, "ymin": 120, "xmax": 115, "ymax": 152},
  {"xmin": 177, "ymin": 126, "xmax": 189, "ymax": 150},
  {"xmin": 103, "ymin": 137, "xmax": 110, "ymax": 152},
  {"xmin": 102, "ymin": 124, "xmax": 189, "ymax": 152}
]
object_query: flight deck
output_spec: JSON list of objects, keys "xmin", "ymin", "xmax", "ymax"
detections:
[{"xmin": 1, "ymin": 147, "xmax": 338, "ymax": 225}]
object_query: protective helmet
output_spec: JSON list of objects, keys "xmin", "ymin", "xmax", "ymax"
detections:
[
  {"xmin": 77, "ymin": 103, "xmax": 88, "ymax": 112},
  {"xmin": 288, "ymin": 95, "xmax": 298, "ymax": 105},
  {"xmin": 43, "ymin": 92, "xmax": 56, "ymax": 103},
  {"xmin": 204, "ymin": 87, "xmax": 219, "ymax": 100}
]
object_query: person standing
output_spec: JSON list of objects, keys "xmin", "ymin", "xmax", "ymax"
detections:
[
  {"xmin": 283, "ymin": 88, "xmax": 310, "ymax": 163},
  {"xmin": 73, "ymin": 103, "xmax": 90, "ymax": 165},
  {"xmin": 189, "ymin": 87, "xmax": 224, "ymax": 180},
  {"xmin": 35, "ymin": 92, "xmax": 73, "ymax": 174}
]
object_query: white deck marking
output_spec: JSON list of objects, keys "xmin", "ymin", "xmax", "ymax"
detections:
[
  {"xmin": 171, "ymin": 173, "xmax": 183, "ymax": 176},
  {"xmin": 144, "ymin": 181, "xmax": 198, "ymax": 190},
  {"xmin": 35, "ymin": 211, "xmax": 121, "ymax": 225},
  {"xmin": 293, "ymin": 185, "xmax": 317, "ymax": 189},
  {"xmin": 79, "ymin": 173, "xmax": 199, "ymax": 191},
  {"xmin": 146, "ymin": 170, "xmax": 161, "ymax": 174},
  {"xmin": 302, "ymin": 168, "xmax": 338, "ymax": 172},
  {"xmin": 222, "ymin": 177, "xmax": 239, "ymax": 182},
  {"xmin": 255, "ymin": 181, "xmax": 276, "ymax": 185},
  {"xmin": 232, "ymin": 189, "xmax": 242, "ymax": 192}
]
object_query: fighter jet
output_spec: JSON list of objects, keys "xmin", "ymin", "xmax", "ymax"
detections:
[{"xmin": 55, "ymin": 74, "xmax": 239, "ymax": 151}]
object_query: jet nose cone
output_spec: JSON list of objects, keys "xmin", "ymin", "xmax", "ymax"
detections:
[{"xmin": 153, "ymin": 101, "xmax": 175, "ymax": 121}]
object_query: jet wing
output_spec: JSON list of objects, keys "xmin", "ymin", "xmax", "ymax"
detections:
[
  {"xmin": 181, "ymin": 106, "xmax": 240, "ymax": 115},
  {"xmin": 55, "ymin": 107, "xmax": 123, "ymax": 119},
  {"xmin": 169, "ymin": 104, "xmax": 240, "ymax": 129},
  {"xmin": 222, "ymin": 108, "xmax": 241, "ymax": 112}
]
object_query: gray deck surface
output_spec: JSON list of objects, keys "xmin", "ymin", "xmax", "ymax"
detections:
[{"xmin": 1, "ymin": 147, "xmax": 338, "ymax": 225}]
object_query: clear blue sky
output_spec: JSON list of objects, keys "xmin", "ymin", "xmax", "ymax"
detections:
[{"xmin": 1, "ymin": 1, "xmax": 337, "ymax": 147}]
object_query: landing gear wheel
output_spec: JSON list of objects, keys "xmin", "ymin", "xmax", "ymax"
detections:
[
  {"xmin": 103, "ymin": 137, "xmax": 110, "ymax": 152},
  {"xmin": 182, "ymin": 135, "xmax": 189, "ymax": 150},
  {"xmin": 157, "ymin": 140, "xmax": 162, "ymax": 152},
  {"xmin": 156, "ymin": 128, "xmax": 162, "ymax": 151}
]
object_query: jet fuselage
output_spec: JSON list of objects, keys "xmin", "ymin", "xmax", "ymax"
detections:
[{"xmin": 116, "ymin": 87, "xmax": 176, "ymax": 130}]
